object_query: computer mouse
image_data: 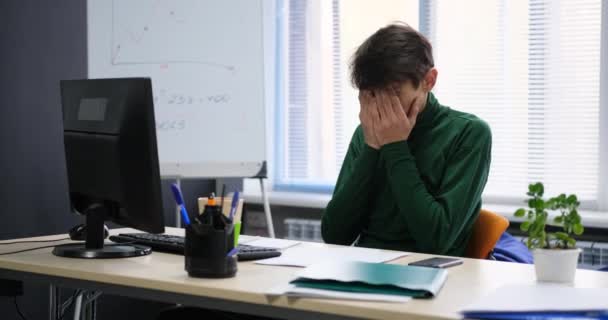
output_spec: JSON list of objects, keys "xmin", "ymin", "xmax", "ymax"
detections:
[{"xmin": 68, "ymin": 224, "xmax": 110, "ymax": 241}]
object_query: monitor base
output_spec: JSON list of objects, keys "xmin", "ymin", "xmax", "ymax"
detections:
[{"xmin": 52, "ymin": 243, "xmax": 151, "ymax": 259}]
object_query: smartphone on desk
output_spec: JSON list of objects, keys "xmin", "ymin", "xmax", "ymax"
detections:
[{"xmin": 408, "ymin": 257, "xmax": 463, "ymax": 268}]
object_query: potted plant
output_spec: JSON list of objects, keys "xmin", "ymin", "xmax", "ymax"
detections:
[{"xmin": 514, "ymin": 182, "xmax": 584, "ymax": 283}]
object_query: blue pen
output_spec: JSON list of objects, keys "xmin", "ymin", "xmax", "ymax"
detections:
[
  {"xmin": 170, "ymin": 183, "xmax": 191, "ymax": 226},
  {"xmin": 226, "ymin": 247, "xmax": 239, "ymax": 257},
  {"xmin": 229, "ymin": 191, "xmax": 240, "ymax": 220}
]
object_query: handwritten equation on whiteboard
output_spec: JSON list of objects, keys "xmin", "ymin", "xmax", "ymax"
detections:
[
  {"xmin": 154, "ymin": 90, "xmax": 231, "ymax": 106},
  {"xmin": 156, "ymin": 119, "xmax": 185, "ymax": 131},
  {"xmin": 154, "ymin": 90, "xmax": 232, "ymax": 131}
]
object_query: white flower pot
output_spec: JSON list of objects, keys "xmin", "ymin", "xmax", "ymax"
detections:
[{"xmin": 532, "ymin": 248, "xmax": 581, "ymax": 283}]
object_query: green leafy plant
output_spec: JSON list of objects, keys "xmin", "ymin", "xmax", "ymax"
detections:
[{"xmin": 514, "ymin": 182, "xmax": 584, "ymax": 250}]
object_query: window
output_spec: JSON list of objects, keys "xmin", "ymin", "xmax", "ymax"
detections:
[
  {"xmin": 425, "ymin": 0, "xmax": 603, "ymax": 208},
  {"xmin": 274, "ymin": 0, "xmax": 419, "ymax": 191},
  {"xmin": 273, "ymin": 0, "xmax": 606, "ymax": 210}
]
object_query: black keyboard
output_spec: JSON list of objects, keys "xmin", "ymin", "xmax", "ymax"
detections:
[{"xmin": 109, "ymin": 233, "xmax": 281, "ymax": 261}]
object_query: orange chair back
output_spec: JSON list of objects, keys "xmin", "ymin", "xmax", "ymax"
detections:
[{"xmin": 465, "ymin": 209, "xmax": 510, "ymax": 259}]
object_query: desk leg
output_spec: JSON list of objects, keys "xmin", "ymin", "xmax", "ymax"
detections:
[
  {"xmin": 79, "ymin": 291, "xmax": 101, "ymax": 320},
  {"xmin": 49, "ymin": 285, "xmax": 60, "ymax": 320},
  {"xmin": 73, "ymin": 293, "xmax": 83, "ymax": 320},
  {"xmin": 91, "ymin": 296, "xmax": 97, "ymax": 320}
]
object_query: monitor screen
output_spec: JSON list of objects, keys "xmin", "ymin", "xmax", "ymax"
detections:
[
  {"xmin": 78, "ymin": 98, "xmax": 108, "ymax": 121},
  {"xmin": 55, "ymin": 78, "xmax": 164, "ymax": 259}
]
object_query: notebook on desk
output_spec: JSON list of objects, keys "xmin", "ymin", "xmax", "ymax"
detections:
[
  {"xmin": 268, "ymin": 261, "xmax": 447, "ymax": 302},
  {"xmin": 255, "ymin": 245, "xmax": 408, "ymax": 267},
  {"xmin": 461, "ymin": 284, "xmax": 608, "ymax": 320}
]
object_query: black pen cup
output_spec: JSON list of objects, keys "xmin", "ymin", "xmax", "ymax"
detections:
[{"xmin": 184, "ymin": 223, "xmax": 237, "ymax": 278}]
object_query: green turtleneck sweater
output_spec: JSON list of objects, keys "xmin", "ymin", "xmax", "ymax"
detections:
[{"xmin": 321, "ymin": 93, "xmax": 492, "ymax": 256}]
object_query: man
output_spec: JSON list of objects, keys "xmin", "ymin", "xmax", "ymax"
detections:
[{"xmin": 321, "ymin": 23, "xmax": 492, "ymax": 256}]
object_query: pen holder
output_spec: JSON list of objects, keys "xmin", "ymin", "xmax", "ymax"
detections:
[{"xmin": 184, "ymin": 223, "xmax": 237, "ymax": 278}]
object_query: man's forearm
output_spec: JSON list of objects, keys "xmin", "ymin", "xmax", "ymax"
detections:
[{"xmin": 322, "ymin": 145, "xmax": 379, "ymax": 245}]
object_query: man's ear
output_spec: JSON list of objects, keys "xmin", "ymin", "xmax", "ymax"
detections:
[{"xmin": 423, "ymin": 68, "xmax": 438, "ymax": 92}]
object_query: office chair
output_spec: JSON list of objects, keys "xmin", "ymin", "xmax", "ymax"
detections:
[{"xmin": 465, "ymin": 209, "xmax": 510, "ymax": 259}]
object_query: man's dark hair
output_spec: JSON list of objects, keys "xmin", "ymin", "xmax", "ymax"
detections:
[{"xmin": 350, "ymin": 23, "xmax": 434, "ymax": 90}]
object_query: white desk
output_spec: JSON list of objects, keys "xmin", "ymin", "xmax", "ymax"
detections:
[{"xmin": 1, "ymin": 227, "xmax": 608, "ymax": 320}]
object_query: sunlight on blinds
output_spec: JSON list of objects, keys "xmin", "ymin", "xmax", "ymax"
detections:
[
  {"xmin": 277, "ymin": 0, "xmax": 418, "ymax": 188},
  {"xmin": 430, "ymin": 0, "xmax": 601, "ymax": 203}
]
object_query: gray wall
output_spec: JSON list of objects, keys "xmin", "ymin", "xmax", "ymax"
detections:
[
  {"xmin": 0, "ymin": 1, "xmax": 82, "ymax": 240},
  {"xmin": 0, "ymin": 1, "xmax": 238, "ymax": 319},
  {"xmin": 0, "ymin": 2, "xmax": 87, "ymax": 319}
]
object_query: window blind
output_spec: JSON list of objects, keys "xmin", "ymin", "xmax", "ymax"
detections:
[
  {"xmin": 276, "ymin": 0, "xmax": 419, "ymax": 190},
  {"xmin": 275, "ymin": 0, "xmax": 604, "ymax": 209},
  {"xmin": 427, "ymin": 0, "xmax": 602, "ymax": 206}
]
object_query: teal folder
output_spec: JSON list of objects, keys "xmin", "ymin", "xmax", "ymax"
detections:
[{"xmin": 290, "ymin": 261, "xmax": 448, "ymax": 298}]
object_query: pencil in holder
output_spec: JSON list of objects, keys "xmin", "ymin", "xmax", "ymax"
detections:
[{"xmin": 184, "ymin": 223, "xmax": 237, "ymax": 278}]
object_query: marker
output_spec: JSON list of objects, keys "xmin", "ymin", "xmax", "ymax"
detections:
[
  {"xmin": 170, "ymin": 183, "xmax": 191, "ymax": 226},
  {"xmin": 226, "ymin": 247, "xmax": 239, "ymax": 257},
  {"xmin": 220, "ymin": 184, "xmax": 227, "ymax": 215},
  {"xmin": 229, "ymin": 191, "xmax": 240, "ymax": 220}
]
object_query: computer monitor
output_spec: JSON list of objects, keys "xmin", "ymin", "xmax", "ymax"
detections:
[{"xmin": 53, "ymin": 78, "xmax": 165, "ymax": 259}]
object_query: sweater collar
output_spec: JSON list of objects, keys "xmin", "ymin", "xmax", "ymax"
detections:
[{"xmin": 415, "ymin": 92, "xmax": 439, "ymax": 128}]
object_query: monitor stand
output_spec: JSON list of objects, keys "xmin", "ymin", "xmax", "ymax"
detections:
[{"xmin": 52, "ymin": 203, "xmax": 151, "ymax": 259}]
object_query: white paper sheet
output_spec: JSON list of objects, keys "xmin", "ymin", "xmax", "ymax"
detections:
[
  {"xmin": 267, "ymin": 284, "xmax": 412, "ymax": 303},
  {"xmin": 237, "ymin": 235, "xmax": 259, "ymax": 244},
  {"xmin": 255, "ymin": 245, "xmax": 409, "ymax": 267},
  {"xmin": 244, "ymin": 238, "xmax": 301, "ymax": 250},
  {"xmin": 462, "ymin": 284, "xmax": 608, "ymax": 313}
]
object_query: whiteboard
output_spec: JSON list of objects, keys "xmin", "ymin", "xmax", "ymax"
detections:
[{"xmin": 87, "ymin": 0, "xmax": 267, "ymax": 178}]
